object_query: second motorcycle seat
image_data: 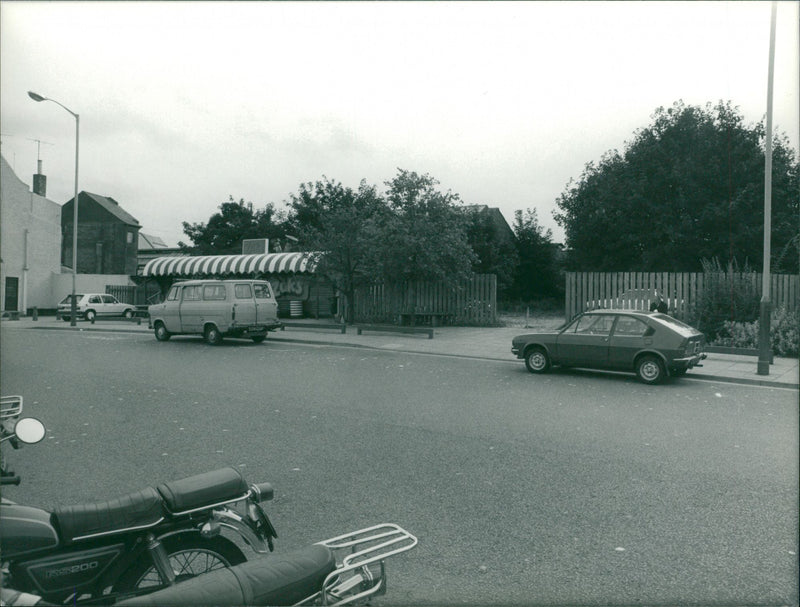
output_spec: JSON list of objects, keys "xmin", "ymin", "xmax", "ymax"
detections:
[
  {"xmin": 117, "ymin": 544, "xmax": 337, "ymax": 606},
  {"xmin": 157, "ymin": 467, "xmax": 250, "ymax": 513},
  {"xmin": 51, "ymin": 487, "xmax": 165, "ymax": 544}
]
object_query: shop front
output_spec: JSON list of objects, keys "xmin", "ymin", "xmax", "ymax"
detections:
[{"xmin": 140, "ymin": 252, "xmax": 337, "ymax": 318}]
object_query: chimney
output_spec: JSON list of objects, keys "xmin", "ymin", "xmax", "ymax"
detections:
[{"xmin": 32, "ymin": 159, "xmax": 47, "ymax": 197}]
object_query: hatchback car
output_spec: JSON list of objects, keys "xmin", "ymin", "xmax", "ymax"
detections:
[
  {"xmin": 58, "ymin": 294, "xmax": 135, "ymax": 322},
  {"xmin": 511, "ymin": 309, "xmax": 706, "ymax": 384}
]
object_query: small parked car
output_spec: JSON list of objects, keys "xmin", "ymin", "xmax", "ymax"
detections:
[
  {"xmin": 57, "ymin": 293, "xmax": 135, "ymax": 322},
  {"xmin": 148, "ymin": 279, "xmax": 282, "ymax": 345},
  {"xmin": 511, "ymin": 309, "xmax": 707, "ymax": 384}
]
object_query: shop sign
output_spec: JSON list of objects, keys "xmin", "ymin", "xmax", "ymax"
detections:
[{"xmin": 269, "ymin": 276, "xmax": 310, "ymax": 299}]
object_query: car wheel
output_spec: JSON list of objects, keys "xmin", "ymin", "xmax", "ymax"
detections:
[
  {"xmin": 154, "ymin": 322, "xmax": 171, "ymax": 342},
  {"xmin": 61, "ymin": 316, "xmax": 71, "ymax": 322},
  {"xmin": 204, "ymin": 325, "xmax": 223, "ymax": 345},
  {"xmin": 85, "ymin": 310, "xmax": 96, "ymax": 322},
  {"xmin": 124, "ymin": 309, "xmax": 133, "ymax": 319},
  {"xmin": 636, "ymin": 355, "xmax": 665, "ymax": 384},
  {"xmin": 251, "ymin": 335, "xmax": 266, "ymax": 344},
  {"xmin": 524, "ymin": 346, "xmax": 551, "ymax": 374}
]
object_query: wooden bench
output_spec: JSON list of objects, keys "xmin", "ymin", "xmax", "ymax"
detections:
[
  {"xmin": 280, "ymin": 321, "xmax": 347, "ymax": 334},
  {"xmin": 398, "ymin": 312, "xmax": 448, "ymax": 327},
  {"xmin": 357, "ymin": 324, "xmax": 434, "ymax": 339}
]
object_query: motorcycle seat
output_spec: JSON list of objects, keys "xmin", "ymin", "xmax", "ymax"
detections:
[
  {"xmin": 52, "ymin": 487, "xmax": 165, "ymax": 544},
  {"xmin": 117, "ymin": 544, "xmax": 337, "ymax": 606},
  {"xmin": 157, "ymin": 467, "xmax": 250, "ymax": 513}
]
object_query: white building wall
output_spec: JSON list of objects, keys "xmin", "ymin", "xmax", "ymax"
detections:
[
  {"xmin": 51, "ymin": 273, "xmax": 135, "ymax": 302},
  {"xmin": 0, "ymin": 155, "xmax": 62, "ymax": 312}
]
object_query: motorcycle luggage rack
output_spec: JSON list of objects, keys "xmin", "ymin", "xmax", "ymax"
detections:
[
  {"xmin": 1, "ymin": 395, "xmax": 22, "ymax": 419},
  {"xmin": 299, "ymin": 523, "xmax": 417, "ymax": 606}
]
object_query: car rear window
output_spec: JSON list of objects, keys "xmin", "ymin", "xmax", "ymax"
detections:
[
  {"xmin": 651, "ymin": 314, "xmax": 698, "ymax": 337},
  {"xmin": 614, "ymin": 316, "xmax": 649, "ymax": 336}
]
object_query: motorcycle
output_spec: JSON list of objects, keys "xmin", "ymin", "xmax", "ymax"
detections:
[
  {"xmin": 1, "ymin": 399, "xmax": 418, "ymax": 606},
  {"xmin": 1, "ymin": 396, "xmax": 278, "ymax": 605},
  {"xmin": 115, "ymin": 523, "xmax": 418, "ymax": 606},
  {"xmin": 4, "ymin": 523, "xmax": 418, "ymax": 606}
]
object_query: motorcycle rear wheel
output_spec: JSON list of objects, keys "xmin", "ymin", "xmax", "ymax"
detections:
[{"xmin": 113, "ymin": 532, "xmax": 246, "ymax": 593}]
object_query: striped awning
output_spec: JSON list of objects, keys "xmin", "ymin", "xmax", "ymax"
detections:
[{"xmin": 142, "ymin": 252, "xmax": 322, "ymax": 278}]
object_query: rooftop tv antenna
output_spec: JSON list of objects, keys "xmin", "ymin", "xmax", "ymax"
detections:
[{"xmin": 27, "ymin": 138, "xmax": 54, "ymax": 161}]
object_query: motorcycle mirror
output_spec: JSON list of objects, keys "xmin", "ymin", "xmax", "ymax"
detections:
[{"xmin": 14, "ymin": 418, "xmax": 46, "ymax": 444}]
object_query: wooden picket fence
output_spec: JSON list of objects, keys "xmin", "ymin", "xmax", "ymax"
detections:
[
  {"xmin": 353, "ymin": 274, "xmax": 497, "ymax": 325},
  {"xmin": 565, "ymin": 271, "xmax": 800, "ymax": 322}
]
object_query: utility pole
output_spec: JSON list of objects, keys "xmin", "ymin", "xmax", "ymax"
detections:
[{"xmin": 757, "ymin": 2, "xmax": 777, "ymax": 376}]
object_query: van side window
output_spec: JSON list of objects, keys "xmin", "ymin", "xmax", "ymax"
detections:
[
  {"xmin": 182, "ymin": 286, "xmax": 201, "ymax": 301},
  {"xmin": 167, "ymin": 286, "xmax": 180, "ymax": 301},
  {"xmin": 203, "ymin": 285, "xmax": 226, "ymax": 300},
  {"xmin": 235, "ymin": 284, "xmax": 253, "ymax": 299},
  {"xmin": 254, "ymin": 283, "xmax": 272, "ymax": 299}
]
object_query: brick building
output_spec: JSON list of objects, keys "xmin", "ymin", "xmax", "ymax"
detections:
[{"xmin": 61, "ymin": 192, "xmax": 141, "ymax": 275}]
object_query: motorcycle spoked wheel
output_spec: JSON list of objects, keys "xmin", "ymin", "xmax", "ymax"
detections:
[{"xmin": 113, "ymin": 531, "xmax": 246, "ymax": 594}]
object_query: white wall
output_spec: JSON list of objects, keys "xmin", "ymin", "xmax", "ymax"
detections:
[
  {"xmin": 52, "ymin": 273, "xmax": 135, "ymax": 304},
  {"xmin": 0, "ymin": 156, "xmax": 62, "ymax": 312}
]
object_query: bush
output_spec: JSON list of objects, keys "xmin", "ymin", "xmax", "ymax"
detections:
[
  {"xmin": 711, "ymin": 306, "xmax": 799, "ymax": 357},
  {"xmin": 694, "ymin": 258, "xmax": 760, "ymax": 339}
]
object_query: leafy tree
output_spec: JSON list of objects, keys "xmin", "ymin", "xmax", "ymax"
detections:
[
  {"xmin": 373, "ymin": 170, "xmax": 477, "ymax": 286},
  {"xmin": 286, "ymin": 178, "xmax": 385, "ymax": 322},
  {"xmin": 510, "ymin": 208, "xmax": 561, "ymax": 300},
  {"xmin": 463, "ymin": 206, "xmax": 519, "ymax": 295},
  {"xmin": 554, "ymin": 101, "xmax": 799, "ymax": 272},
  {"xmin": 179, "ymin": 197, "xmax": 285, "ymax": 255}
]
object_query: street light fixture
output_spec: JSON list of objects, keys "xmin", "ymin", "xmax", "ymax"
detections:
[{"xmin": 28, "ymin": 91, "xmax": 80, "ymax": 327}]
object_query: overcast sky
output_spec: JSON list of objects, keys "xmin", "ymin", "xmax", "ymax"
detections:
[{"xmin": 1, "ymin": 1, "xmax": 798, "ymax": 247}]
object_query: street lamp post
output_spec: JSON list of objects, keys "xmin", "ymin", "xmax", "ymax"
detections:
[
  {"xmin": 28, "ymin": 91, "xmax": 80, "ymax": 327},
  {"xmin": 758, "ymin": 3, "xmax": 777, "ymax": 376}
]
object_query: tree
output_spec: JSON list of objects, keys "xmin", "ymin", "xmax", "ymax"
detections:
[
  {"xmin": 510, "ymin": 208, "xmax": 561, "ymax": 300},
  {"xmin": 286, "ymin": 178, "xmax": 385, "ymax": 322},
  {"xmin": 554, "ymin": 101, "xmax": 799, "ymax": 272},
  {"xmin": 374, "ymin": 170, "xmax": 477, "ymax": 286},
  {"xmin": 463, "ymin": 206, "xmax": 519, "ymax": 295},
  {"xmin": 179, "ymin": 197, "xmax": 285, "ymax": 255}
]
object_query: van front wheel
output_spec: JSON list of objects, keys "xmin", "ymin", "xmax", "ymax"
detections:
[
  {"xmin": 154, "ymin": 322, "xmax": 171, "ymax": 342},
  {"xmin": 251, "ymin": 335, "xmax": 266, "ymax": 344},
  {"xmin": 204, "ymin": 325, "xmax": 223, "ymax": 345}
]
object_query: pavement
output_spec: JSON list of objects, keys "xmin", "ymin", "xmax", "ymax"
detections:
[{"xmin": 2, "ymin": 315, "xmax": 798, "ymax": 389}]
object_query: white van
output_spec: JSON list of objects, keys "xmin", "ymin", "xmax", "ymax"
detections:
[{"xmin": 148, "ymin": 279, "xmax": 282, "ymax": 344}]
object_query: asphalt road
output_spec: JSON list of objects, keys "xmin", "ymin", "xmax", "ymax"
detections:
[{"xmin": 1, "ymin": 328, "xmax": 797, "ymax": 605}]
